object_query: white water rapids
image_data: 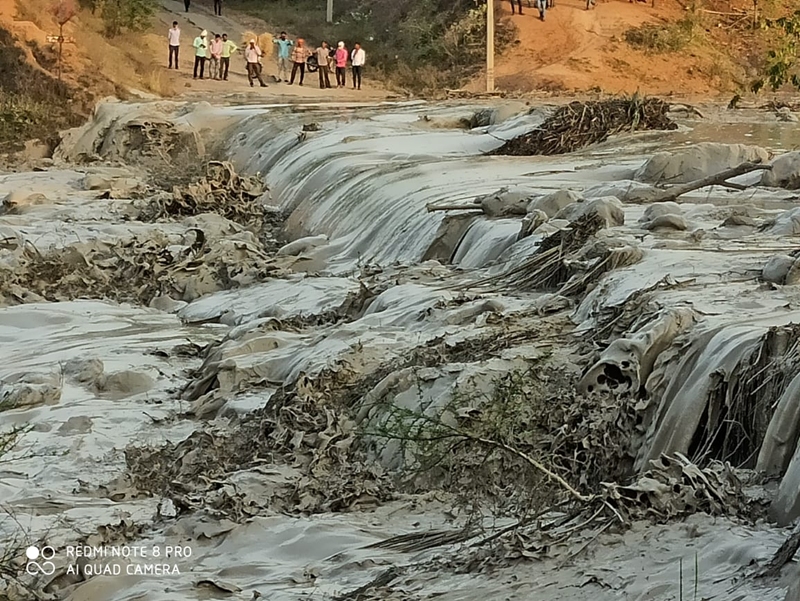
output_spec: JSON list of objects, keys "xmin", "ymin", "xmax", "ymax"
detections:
[{"xmin": 2, "ymin": 99, "xmax": 800, "ymax": 600}]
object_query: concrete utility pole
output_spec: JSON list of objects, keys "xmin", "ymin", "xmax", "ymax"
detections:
[
  {"xmin": 327, "ymin": 0, "xmax": 333, "ymax": 23},
  {"xmin": 486, "ymin": 0, "xmax": 495, "ymax": 92}
]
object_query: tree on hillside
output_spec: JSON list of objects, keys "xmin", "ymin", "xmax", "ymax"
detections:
[
  {"xmin": 752, "ymin": 9, "xmax": 800, "ymax": 92},
  {"xmin": 77, "ymin": 0, "xmax": 155, "ymax": 36}
]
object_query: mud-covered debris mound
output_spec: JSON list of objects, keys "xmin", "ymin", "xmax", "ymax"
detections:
[
  {"xmin": 603, "ymin": 453, "xmax": 743, "ymax": 522},
  {"xmin": 493, "ymin": 97, "xmax": 677, "ymax": 156},
  {"xmin": 139, "ymin": 161, "xmax": 270, "ymax": 230},
  {"xmin": 122, "ymin": 364, "xmax": 394, "ymax": 519},
  {"xmin": 467, "ymin": 212, "xmax": 643, "ymax": 296},
  {"xmin": 0, "ymin": 228, "xmax": 281, "ymax": 306}
]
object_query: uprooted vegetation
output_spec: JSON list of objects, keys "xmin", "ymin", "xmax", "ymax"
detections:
[
  {"xmin": 624, "ymin": 17, "xmax": 698, "ymax": 54},
  {"xmin": 493, "ymin": 97, "xmax": 677, "ymax": 156},
  {"xmin": 0, "ymin": 162, "xmax": 286, "ymax": 306}
]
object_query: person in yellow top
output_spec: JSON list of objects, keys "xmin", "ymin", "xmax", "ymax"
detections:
[{"xmin": 220, "ymin": 33, "xmax": 238, "ymax": 81}]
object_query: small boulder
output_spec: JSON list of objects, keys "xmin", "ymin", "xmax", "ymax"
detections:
[
  {"xmin": 786, "ymin": 258, "xmax": 800, "ymax": 286},
  {"xmin": 528, "ymin": 189, "xmax": 583, "ymax": 218},
  {"xmin": 479, "ymin": 188, "xmax": 532, "ymax": 217},
  {"xmin": 635, "ymin": 143, "xmax": 769, "ymax": 184},
  {"xmin": 642, "ymin": 214, "xmax": 687, "ymax": 231},
  {"xmin": 762, "ymin": 255, "xmax": 795, "ymax": 285},
  {"xmin": 767, "ymin": 207, "xmax": 800, "ymax": 236},
  {"xmin": 761, "ymin": 151, "xmax": 800, "ymax": 190},
  {"xmin": 640, "ymin": 202, "xmax": 682, "ymax": 222},
  {"xmin": 64, "ymin": 358, "xmax": 104, "ymax": 384},
  {"xmin": 554, "ymin": 196, "xmax": 624, "ymax": 228}
]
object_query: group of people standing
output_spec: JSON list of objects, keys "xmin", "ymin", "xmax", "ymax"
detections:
[
  {"xmin": 507, "ymin": 0, "xmax": 554, "ymax": 20},
  {"xmin": 273, "ymin": 33, "xmax": 366, "ymax": 89},
  {"xmin": 167, "ymin": 23, "xmax": 367, "ymax": 90}
]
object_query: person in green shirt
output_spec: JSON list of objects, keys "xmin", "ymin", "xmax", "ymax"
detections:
[
  {"xmin": 220, "ymin": 33, "xmax": 238, "ymax": 81},
  {"xmin": 193, "ymin": 29, "xmax": 208, "ymax": 79}
]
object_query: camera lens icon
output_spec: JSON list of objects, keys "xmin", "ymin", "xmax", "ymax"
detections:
[{"xmin": 25, "ymin": 546, "xmax": 56, "ymax": 576}]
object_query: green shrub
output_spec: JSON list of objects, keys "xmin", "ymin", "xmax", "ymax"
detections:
[{"xmin": 624, "ymin": 17, "xmax": 696, "ymax": 54}]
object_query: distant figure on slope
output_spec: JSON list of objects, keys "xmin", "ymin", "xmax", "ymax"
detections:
[
  {"xmin": 168, "ymin": 21, "xmax": 180, "ymax": 69},
  {"xmin": 245, "ymin": 39, "xmax": 268, "ymax": 87},
  {"xmin": 184, "ymin": 0, "xmax": 190, "ymax": 12},
  {"xmin": 315, "ymin": 41, "xmax": 332, "ymax": 89},
  {"xmin": 335, "ymin": 41, "xmax": 348, "ymax": 88},
  {"xmin": 351, "ymin": 42, "xmax": 365, "ymax": 90},
  {"xmin": 220, "ymin": 33, "xmax": 237, "ymax": 81},
  {"xmin": 214, "ymin": 0, "xmax": 222, "ymax": 16},
  {"xmin": 537, "ymin": 0, "xmax": 546, "ymax": 20},
  {"xmin": 289, "ymin": 38, "xmax": 312, "ymax": 86},
  {"xmin": 509, "ymin": 0, "xmax": 523, "ymax": 14},
  {"xmin": 209, "ymin": 33, "xmax": 223, "ymax": 80},
  {"xmin": 273, "ymin": 31, "xmax": 293, "ymax": 82},
  {"xmin": 193, "ymin": 29, "xmax": 208, "ymax": 79}
]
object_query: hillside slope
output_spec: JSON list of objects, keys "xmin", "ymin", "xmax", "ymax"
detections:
[{"xmin": 467, "ymin": 0, "xmax": 768, "ymax": 97}]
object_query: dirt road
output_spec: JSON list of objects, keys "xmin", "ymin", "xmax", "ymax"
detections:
[
  {"xmin": 155, "ymin": 0, "xmax": 393, "ymax": 102},
  {"xmin": 466, "ymin": 0, "xmax": 735, "ymax": 97}
]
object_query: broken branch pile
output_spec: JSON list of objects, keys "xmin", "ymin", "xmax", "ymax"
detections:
[
  {"xmin": 0, "ymin": 229, "xmax": 280, "ymax": 306},
  {"xmin": 138, "ymin": 161, "xmax": 270, "ymax": 230},
  {"xmin": 463, "ymin": 212, "xmax": 642, "ymax": 296},
  {"xmin": 602, "ymin": 453, "xmax": 743, "ymax": 522},
  {"xmin": 493, "ymin": 97, "xmax": 677, "ymax": 156}
]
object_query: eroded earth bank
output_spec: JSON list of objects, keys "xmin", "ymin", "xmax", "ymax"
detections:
[{"xmin": 3, "ymin": 98, "xmax": 800, "ymax": 601}]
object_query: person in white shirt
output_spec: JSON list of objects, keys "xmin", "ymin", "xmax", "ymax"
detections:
[
  {"xmin": 244, "ymin": 39, "xmax": 268, "ymax": 88},
  {"xmin": 351, "ymin": 43, "xmax": 366, "ymax": 90},
  {"xmin": 168, "ymin": 21, "xmax": 180, "ymax": 69}
]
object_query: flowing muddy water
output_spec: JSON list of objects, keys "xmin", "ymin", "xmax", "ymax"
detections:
[{"xmin": 2, "ymin": 99, "xmax": 800, "ymax": 601}]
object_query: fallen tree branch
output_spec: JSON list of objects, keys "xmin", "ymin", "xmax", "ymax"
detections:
[
  {"xmin": 332, "ymin": 566, "xmax": 403, "ymax": 601},
  {"xmin": 756, "ymin": 521, "xmax": 800, "ymax": 580},
  {"xmin": 639, "ymin": 160, "xmax": 772, "ymax": 203},
  {"xmin": 470, "ymin": 435, "xmax": 595, "ymax": 503},
  {"xmin": 426, "ymin": 203, "xmax": 481, "ymax": 212}
]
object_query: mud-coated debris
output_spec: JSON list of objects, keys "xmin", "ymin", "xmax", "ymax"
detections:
[
  {"xmin": 0, "ymin": 227, "xmax": 281, "ymax": 306},
  {"xmin": 492, "ymin": 97, "xmax": 676, "ymax": 156},
  {"xmin": 635, "ymin": 143, "xmax": 769, "ymax": 184},
  {"xmin": 554, "ymin": 196, "xmax": 624, "ymax": 228},
  {"xmin": 468, "ymin": 211, "xmax": 640, "ymax": 297},
  {"xmin": 64, "ymin": 357, "xmax": 104, "ymax": 384},
  {"xmin": 478, "ymin": 188, "xmax": 532, "ymax": 217},
  {"xmin": 603, "ymin": 454, "xmax": 743, "ymax": 521},
  {"xmin": 302, "ymin": 123, "xmax": 320, "ymax": 132},
  {"xmin": 57, "ymin": 416, "xmax": 93, "ymax": 435},
  {"xmin": 642, "ymin": 214, "xmax": 687, "ymax": 231},
  {"xmin": 138, "ymin": 161, "xmax": 269, "ymax": 231},
  {"xmin": 762, "ymin": 151, "xmax": 800, "ymax": 189},
  {"xmin": 528, "ymin": 189, "xmax": 582, "ymax": 218},
  {"xmin": 195, "ymin": 579, "xmax": 242, "ymax": 593},
  {"xmin": 762, "ymin": 255, "xmax": 795, "ymax": 285},
  {"xmin": 0, "ymin": 381, "xmax": 61, "ymax": 410},
  {"xmin": 96, "ymin": 370, "xmax": 155, "ymax": 398},
  {"xmin": 765, "ymin": 207, "xmax": 800, "ymax": 235}
]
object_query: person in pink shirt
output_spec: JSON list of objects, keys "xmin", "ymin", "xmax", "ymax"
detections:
[
  {"xmin": 209, "ymin": 33, "xmax": 223, "ymax": 80},
  {"xmin": 334, "ymin": 41, "xmax": 348, "ymax": 88}
]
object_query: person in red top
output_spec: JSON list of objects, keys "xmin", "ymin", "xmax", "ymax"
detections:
[{"xmin": 334, "ymin": 41, "xmax": 348, "ymax": 88}]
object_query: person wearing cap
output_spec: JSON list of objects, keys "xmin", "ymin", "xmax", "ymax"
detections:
[
  {"xmin": 220, "ymin": 34, "xmax": 237, "ymax": 81},
  {"xmin": 315, "ymin": 41, "xmax": 332, "ymax": 89},
  {"xmin": 193, "ymin": 30, "xmax": 208, "ymax": 79},
  {"xmin": 273, "ymin": 31, "xmax": 293, "ymax": 82},
  {"xmin": 245, "ymin": 39, "xmax": 268, "ymax": 87},
  {"xmin": 351, "ymin": 42, "xmax": 365, "ymax": 90},
  {"xmin": 288, "ymin": 38, "xmax": 312, "ymax": 86},
  {"xmin": 209, "ymin": 33, "xmax": 223, "ymax": 80},
  {"xmin": 334, "ymin": 41, "xmax": 348, "ymax": 88}
]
